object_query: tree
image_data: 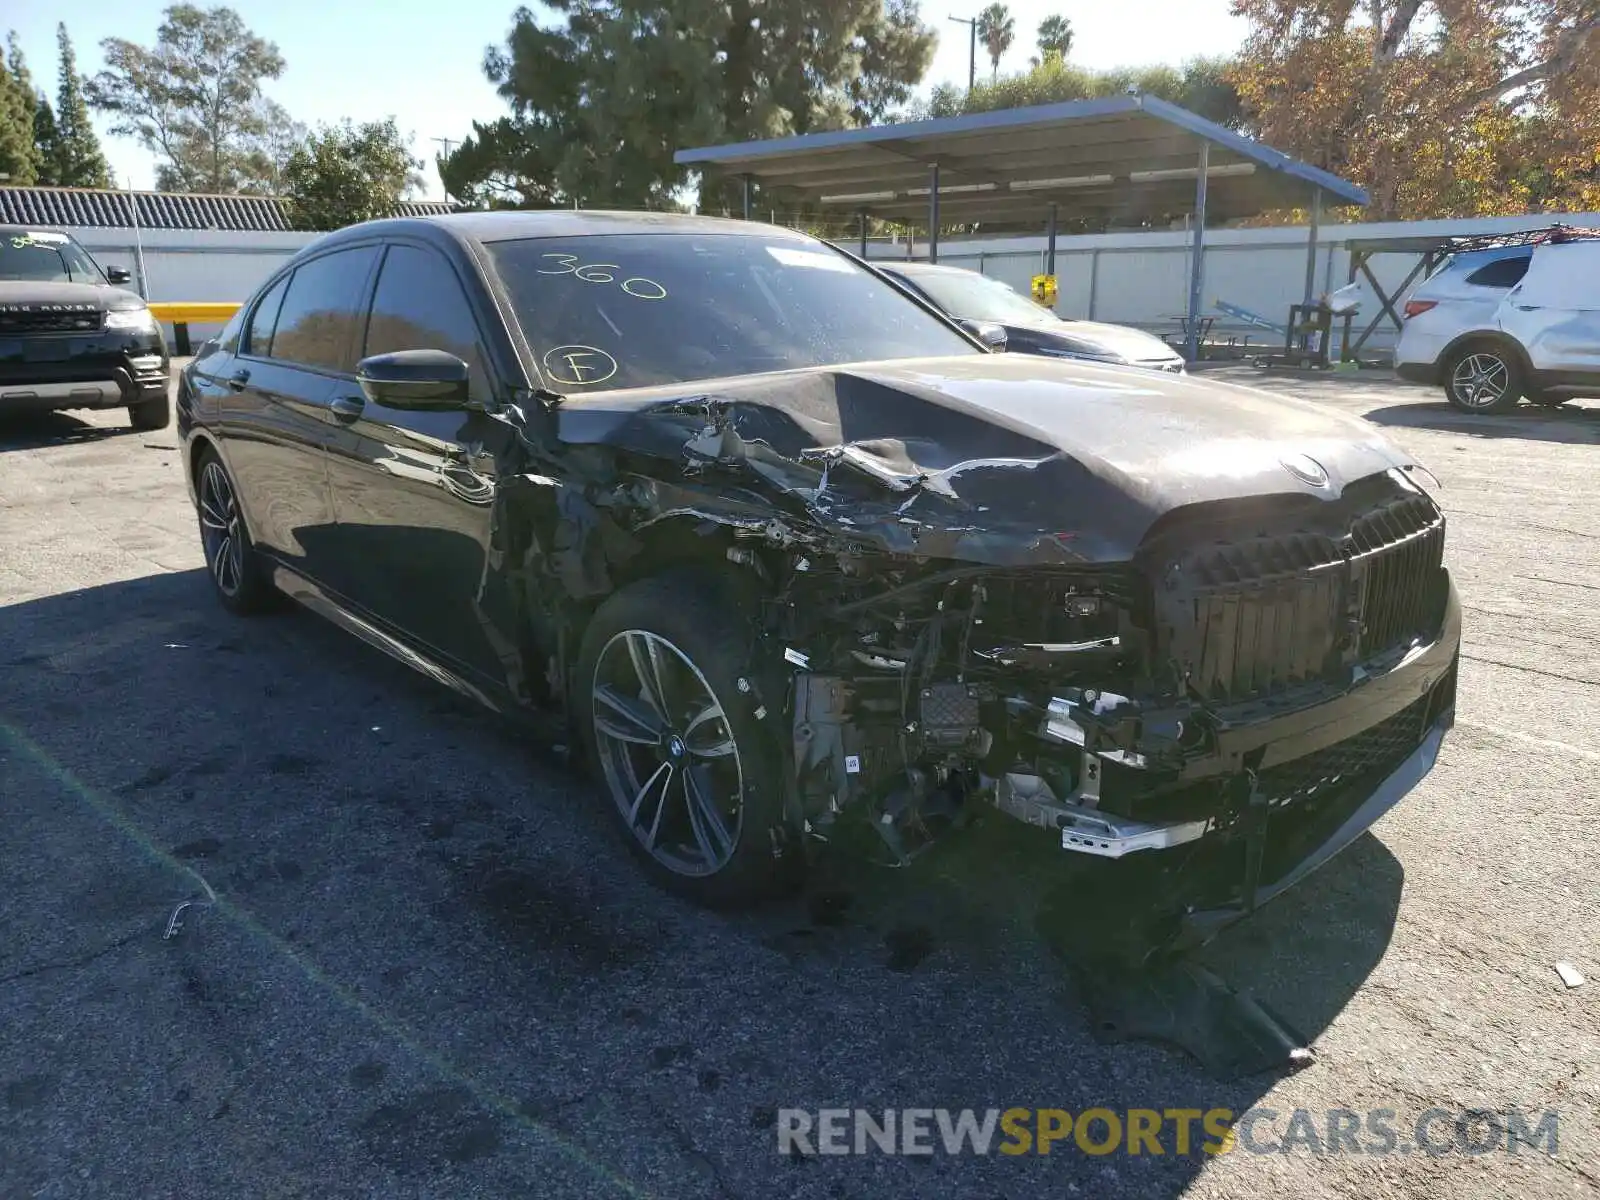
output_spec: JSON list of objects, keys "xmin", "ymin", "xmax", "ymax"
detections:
[
  {"xmin": 441, "ymin": 0, "xmax": 937, "ymax": 211},
  {"xmin": 1, "ymin": 33, "xmax": 42, "ymax": 184},
  {"xmin": 930, "ymin": 53, "xmax": 1246, "ymax": 131},
  {"xmin": 281, "ymin": 117, "xmax": 422, "ymax": 230},
  {"xmin": 87, "ymin": 4, "xmax": 290, "ymax": 193},
  {"xmin": 33, "ymin": 94, "xmax": 58, "ymax": 182},
  {"xmin": 1227, "ymin": 0, "xmax": 1600, "ymax": 218},
  {"xmin": 49, "ymin": 24, "xmax": 111, "ymax": 188},
  {"xmin": 976, "ymin": 3, "xmax": 1015, "ymax": 78},
  {"xmin": 1035, "ymin": 14, "xmax": 1073, "ymax": 63}
]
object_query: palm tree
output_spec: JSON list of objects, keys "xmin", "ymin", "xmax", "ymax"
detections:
[
  {"xmin": 1036, "ymin": 15, "xmax": 1073, "ymax": 62},
  {"xmin": 976, "ymin": 3, "xmax": 1015, "ymax": 79}
]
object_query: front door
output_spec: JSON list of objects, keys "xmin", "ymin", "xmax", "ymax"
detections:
[{"xmin": 320, "ymin": 241, "xmax": 513, "ymax": 685}]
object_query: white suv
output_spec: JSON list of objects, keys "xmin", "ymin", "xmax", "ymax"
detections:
[{"xmin": 1394, "ymin": 227, "xmax": 1600, "ymax": 413}]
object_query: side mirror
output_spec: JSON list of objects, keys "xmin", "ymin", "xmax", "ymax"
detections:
[
  {"xmin": 961, "ymin": 319, "xmax": 1008, "ymax": 352},
  {"xmin": 104, "ymin": 265, "xmax": 133, "ymax": 284},
  {"xmin": 356, "ymin": 349, "xmax": 471, "ymax": 410}
]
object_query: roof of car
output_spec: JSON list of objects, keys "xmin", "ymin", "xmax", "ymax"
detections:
[{"xmin": 399, "ymin": 209, "xmax": 817, "ymax": 244}]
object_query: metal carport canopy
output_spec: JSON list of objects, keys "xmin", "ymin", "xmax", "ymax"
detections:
[{"xmin": 675, "ymin": 93, "xmax": 1369, "ymax": 358}]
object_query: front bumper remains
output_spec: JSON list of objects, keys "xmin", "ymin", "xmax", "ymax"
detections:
[
  {"xmin": 1009, "ymin": 574, "xmax": 1461, "ymax": 950},
  {"xmin": 1, "ymin": 332, "xmax": 168, "ymax": 414}
]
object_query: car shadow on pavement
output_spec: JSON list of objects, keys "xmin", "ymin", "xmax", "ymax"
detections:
[
  {"xmin": 1363, "ymin": 401, "xmax": 1600, "ymax": 445},
  {"xmin": 0, "ymin": 410, "xmax": 141, "ymax": 450},
  {"xmin": 1, "ymin": 567, "xmax": 1405, "ymax": 1200}
]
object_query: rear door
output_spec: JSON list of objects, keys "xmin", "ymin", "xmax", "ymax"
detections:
[
  {"xmin": 1498, "ymin": 241, "xmax": 1600, "ymax": 379},
  {"xmin": 207, "ymin": 243, "xmax": 380, "ymax": 581},
  {"xmin": 320, "ymin": 240, "xmax": 512, "ymax": 682}
]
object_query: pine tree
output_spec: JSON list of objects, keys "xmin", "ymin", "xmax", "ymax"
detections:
[
  {"xmin": 51, "ymin": 24, "xmax": 109, "ymax": 188},
  {"xmin": 0, "ymin": 32, "xmax": 42, "ymax": 184},
  {"xmin": 34, "ymin": 94, "xmax": 59, "ymax": 184}
]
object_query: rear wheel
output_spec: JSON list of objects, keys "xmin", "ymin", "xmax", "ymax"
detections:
[
  {"xmin": 128, "ymin": 394, "xmax": 171, "ymax": 431},
  {"xmin": 195, "ymin": 447, "xmax": 275, "ymax": 615},
  {"xmin": 575, "ymin": 573, "xmax": 801, "ymax": 908},
  {"xmin": 1444, "ymin": 344, "xmax": 1522, "ymax": 413}
]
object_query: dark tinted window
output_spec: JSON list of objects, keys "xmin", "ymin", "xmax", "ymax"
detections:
[
  {"xmin": 244, "ymin": 274, "xmax": 288, "ymax": 357},
  {"xmin": 270, "ymin": 245, "xmax": 380, "ymax": 372},
  {"xmin": 1465, "ymin": 255, "xmax": 1531, "ymax": 288},
  {"xmin": 363, "ymin": 244, "xmax": 488, "ymax": 402},
  {"xmin": 487, "ymin": 232, "xmax": 977, "ymax": 392}
]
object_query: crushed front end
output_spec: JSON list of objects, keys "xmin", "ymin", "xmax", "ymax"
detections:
[{"xmin": 746, "ymin": 466, "xmax": 1458, "ymax": 953}]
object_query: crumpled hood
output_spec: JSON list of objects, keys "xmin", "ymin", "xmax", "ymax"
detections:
[
  {"xmin": 553, "ymin": 354, "xmax": 1418, "ymax": 565},
  {"xmin": 1009, "ymin": 318, "xmax": 1183, "ymax": 365},
  {"xmin": 0, "ymin": 278, "xmax": 135, "ymax": 309}
]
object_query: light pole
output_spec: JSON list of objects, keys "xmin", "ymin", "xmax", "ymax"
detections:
[
  {"xmin": 948, "ymin": 15, "xmax": 977, "ymax": 92},
  {"xmin": 431, "ymin": 137, "xmax": 457, "ymax": 203}
]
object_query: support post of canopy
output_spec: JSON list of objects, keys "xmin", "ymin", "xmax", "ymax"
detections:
[
  {"xmin": 741, "ymin": 175, "xmax": 752, "ymax": 220},
  {"xmin": 1046, "ymin": 202, "xmax": 1058, "ymax": 277},
  {"xmin": 858, "ymin": 210, "xmax": 868, "ymax": 258},
  {"xmin": 1303, "ymin": 186, "xmax": 1322, "ymax": 304},
  {"xmin": 928, "ymin": 163, "xmax": 940, "ymax": 264},
  {"xmin": 1185, "ymin": 142, "xmax": 1209, "ymax": 363}
]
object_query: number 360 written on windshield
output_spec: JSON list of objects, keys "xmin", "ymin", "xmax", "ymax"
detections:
[{"xmin": 537, "ymin": 254, "xmax": 667, "ymax": 300}]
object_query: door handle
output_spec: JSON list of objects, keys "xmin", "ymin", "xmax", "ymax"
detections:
[
  {"xmin": 226, "ymin": 368, "xmax": 250, "ymax": 392},
  {"xmin": 329, "ymin": 395, "xmax": 365, "ymax": 421}
]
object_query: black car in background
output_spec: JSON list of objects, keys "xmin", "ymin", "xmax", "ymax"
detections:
[
  {"xmin": 0, "ymin": 226, "xmax": 170, "ymax": 430},
  {"xmin": 880, "ymin": 260, "xmax": 1187, "ymax": 373},
  {"xmin": 177, "ymin": 211, "xmax": 1458, "ymax": 957}
]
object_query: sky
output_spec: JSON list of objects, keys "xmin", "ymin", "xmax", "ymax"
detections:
[{"xmin": 10, "ymin": 1, "xmax": 1250, "ymax": 200}]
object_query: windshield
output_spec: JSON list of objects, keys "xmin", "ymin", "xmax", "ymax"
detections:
[
  {"xmin": 903, "ymin": 269, "xmax": 1060, "ymax": 326},
  {"xmin": 487, "ymin": 232, "xmax": 978, "ymax": 392},
  {"xmin": 1, "ymin": 231, "xmax": 104, "ymax": 283}
]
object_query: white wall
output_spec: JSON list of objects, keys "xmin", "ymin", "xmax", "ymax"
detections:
[
  {"xmin": 861, "ymin": 211, "xmax": 1600, "ymax": 357},
  {"xmin": 73, "ymin": 227, "xmax": 320, "ymax": 343},
  {"xmin": 67, "ymin": 212, "xmax": 1600, "ymax": 359}
]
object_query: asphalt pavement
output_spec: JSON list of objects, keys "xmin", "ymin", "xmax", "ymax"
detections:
[{"xmin": 1, "ymin": 366, "xmax": 1596, "ymax": 1199}]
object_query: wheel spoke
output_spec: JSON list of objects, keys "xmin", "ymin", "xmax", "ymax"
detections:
[
  {"xmin": 631, "ymin": 760, "xmax": 673, "ymax": 848},
  {"xmin": 213, "ymin": 533, "xmax": 234, "ymax": 591},
  {"xmin": 684, "ymin": 701, "xmax": 736, "ymax": 758},
  {"xmin": 594, "ymin": 684, "xmax": 664, "ymax": 743},
  {"xmin": 682, "ymin": 765, "xmax": 733, "ymax": 866},
  {"xmin": 199, "ymin": 495, "xmax": 230, "ymax": 530},
  {"xmin": 625, "ymin": 632, "xmax": 675, "ymax": 722}
]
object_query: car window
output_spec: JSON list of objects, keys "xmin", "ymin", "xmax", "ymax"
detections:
[
  {"xmin": 1, "ymin": 230, "xmax": 103, "ymax": 283},
  {"xmin": 486, "ymin": 232, "xmax": 978, "ymax": 392},
  {"xmin": 269, "ymin": 245, "xmax": 380, "ymax": 373},
  {"xmin": 898, "ymin": 269, "xmax": 1057, "ymax": 326},
  {"xmin": 244, "ymin": 274, "xmax": 289, "ymax": 358},
  {"xmin": 1464, "ymin": 255, "xmax": 1531, "ymax": 289},
  {"xmin": 363, "ymin": 244, "xmax": 489, "ymax": 403}
]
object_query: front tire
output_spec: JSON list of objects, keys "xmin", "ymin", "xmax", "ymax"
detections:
[
  {"xmin": 194, "ymin": 447, "xmax": 275, "ymax": 615},
  {"xmin": 1444, "ymin": 344, "xmax": 1522, "ymax": 413},
  {"xmin": 128, "ymin": 394, "xmax": 171, "ymax": 432},
  {"xmin": 575, "ymin": 573, "xmax": 801, "ymax": 908}
]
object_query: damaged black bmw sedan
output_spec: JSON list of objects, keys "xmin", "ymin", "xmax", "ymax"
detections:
[{"xmin": 177, "ymin": 211, "xmax": 1459, "ymax": 950}]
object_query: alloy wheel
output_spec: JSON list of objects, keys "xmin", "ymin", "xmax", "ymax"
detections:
[
  {"xmin": 198, "ymin": 460, "xmax": 245, "ymax": 597},
  {"xmin": 590, "ymin": 629, "xmax": 744, "ymax": 877},
  {"xmin": 1450, "ymin": 353, "xmax": 1511, "ymax": 409}
]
